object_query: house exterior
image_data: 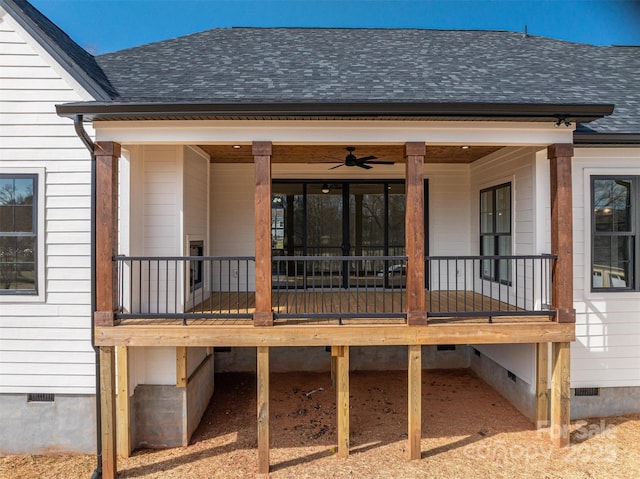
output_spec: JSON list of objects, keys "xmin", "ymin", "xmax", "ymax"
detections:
[{"xmin": 1, "ymin": 1, "xmax": 639, "ymax": 478}]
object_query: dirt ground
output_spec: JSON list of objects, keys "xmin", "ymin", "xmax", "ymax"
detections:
[{"xmin": 2, "ymin": 369, "xmax": 639, "ymax": 479}]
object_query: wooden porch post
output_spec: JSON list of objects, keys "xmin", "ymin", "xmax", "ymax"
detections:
[
  {"xmin": 94, "ymin": 141, "xmax": 120, "ymax": 479},
  {"xmin": 535, "ymin": 342, "xmax": 549, "ymax": 429},
  {"xmin": 94, "ymin": 141, "xmax": 120, "ymax": 327},
  {"xmin": 257, "ymin": 346, "xmax": 270, "ymax": 474},
  {"xmin": 407, "ymin": 344, "xmax": 422, "ymax": 459},
  {"xmin": 548, "ymin": 144, "xmax": 573, "ymax": 447},
  {"xmin": 548, "ymin": 144, "xmax": 576, "ymax": 324},
  {"xmin": 100, "ymin": 346, "xmax": 117, "ymax": 479},
  {"xmin": 333, "ymin": 345, "xmax": 350, "ymax": 457},
  {"xmin": 405, "ymin": 142, "xmax": 427, "ymax": 325},
  {"xmin": 551, "ymin": 341, "xmax": 571, "ymax": 446},
  {"xmin": 253, "ymin": 141, "xmax": 274, "ymax": 326},
  {"xmin": 116, "ymin": 346, "xmax": 131, "ymax": 458}
]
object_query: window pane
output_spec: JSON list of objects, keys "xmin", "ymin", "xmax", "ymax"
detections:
[
  {"xmin": 15, "ymin": 262, "xmax": 35, "ymax": 290},
  {"xmin": 495, "ymin": 185, "xmax": 511, "ymax": 233},
  {"xmin": 480, "ymin": 191, "xmax": 494, "ymax": 233},
  {"xmin": 498, "ymin": 236, "xmax": 512, "ymax": 283},
  {"xmin": 13, "ymin": 178, "xmax": 34, "ymax": 205},
  {"xmin": 0, "ymin": 206, "xmax": 13, "ymax": 232},
  {"xmin": 13, "ymin": 205, "xmax": 33, "ymax": 232},
  {"xmin": 0, "ymin": 237, "xmax": 17, "ymax": 262},
  {"xmin": 16, "ymin": 237, "xmax": 35, "ymax": 262},
  {"xmin": 593, "ymin": 235, "xmax": 632, "ymax": 288},
  {"xmin": 0, "ymin": 263, "xmax": 17, "ymax": 290},
  {"xmin": 593, "ymin": 178, "xmax": 631, "ymax": 232},
  {"xmin": 0, "ymin": 178, "xmax": 14, "ymax": 205}
]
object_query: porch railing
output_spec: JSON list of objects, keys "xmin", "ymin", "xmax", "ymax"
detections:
[
  {"xmin": 113, "ymin": 254, "xmax": 555, "ymax": 323},
  {"xmin": 271, "ymin": 255, "xmax": 407, "ymax": 321},
  {"xmin": 115, "ymin": 256, "xmax": 255, "ymax": 321},
  {"xmin": 426, "ymin": 254, "xmax": 556, "ymax": 320}
]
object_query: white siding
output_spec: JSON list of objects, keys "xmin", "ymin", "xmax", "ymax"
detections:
[
  {"xmin": 0, "ymin": 14, "xmax": 95, "ymax": 394},
  {"xmin": 568, "ymin": 147, "xmax": 640, "ymax": 388}
]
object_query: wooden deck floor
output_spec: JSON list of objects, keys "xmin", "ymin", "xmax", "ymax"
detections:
[{"xmin": 120, "ymin": 290, "xmax": 553, "ymax": 326}]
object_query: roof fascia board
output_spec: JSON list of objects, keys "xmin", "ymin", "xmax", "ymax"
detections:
[
  {"xmin": 56, "ymin": 101, "xmax": 615, "ymax": 123},
  {"xmin": 92, "ymin": 119, "xmax": 574, "ymax": 146},
  {"xmin": 574, "ymin": 132, "xmax": 640, "ymax": 146},
  {"xmin": 0, "ymin": 0, "xmax": 110, "ymax": 101}
]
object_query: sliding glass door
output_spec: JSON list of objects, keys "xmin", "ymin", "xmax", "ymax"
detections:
[{"xmin": 272, "ymin": 180, "xmax": 416, "ymax": 288}]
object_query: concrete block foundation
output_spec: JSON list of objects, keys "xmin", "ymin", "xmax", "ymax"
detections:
[
  {"xmin": 214, "ymin": 345, "xmax": 470, "ymax": 372},
  {"xmin": 132, "ymin": 354, "xmax": 215, "ymax": 449}
]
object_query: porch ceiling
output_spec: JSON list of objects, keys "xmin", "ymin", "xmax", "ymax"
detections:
[{"xmin": 199, "ymin": 144, "xmax": 503, "ymax": 164}]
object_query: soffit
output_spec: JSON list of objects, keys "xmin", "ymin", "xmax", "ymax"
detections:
[{"xmin": 199, "ymin": 144, "xmax": 503, "ymax": 164}]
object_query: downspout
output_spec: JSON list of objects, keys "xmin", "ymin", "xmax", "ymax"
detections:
[{"xmin": 73, "ymin": 115, "xmax": 102, "ymax": 479}]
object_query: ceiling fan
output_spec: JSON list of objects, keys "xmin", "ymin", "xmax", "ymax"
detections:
[{"xmin": 328, "ymin": 147, "xmax": 394, "ymax": 170}]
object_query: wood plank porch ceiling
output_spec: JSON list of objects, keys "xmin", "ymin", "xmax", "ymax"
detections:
[{"xmin": 199, "ymin": 144, "xmax": 503, "ymax": 164}]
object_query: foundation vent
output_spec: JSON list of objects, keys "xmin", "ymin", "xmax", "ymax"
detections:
[
  {"xmin": 574, "ymin": 387, "xmax": 600, "ymax": 397},
  {"xmin": 437, "ymin": 345, "xmax": 456, "ymax": 351},
  {"xmin": 27, "ymin": 393, "xmax": 54, "ymax": 402},
  {"xmin": 507, "ymin": 370, "xmax": 517, "ymax": 382}
]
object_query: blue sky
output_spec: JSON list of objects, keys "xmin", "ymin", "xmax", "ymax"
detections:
[{"xmin": 30, "ymin": 0, "xmax": 640, "ymax": 54}]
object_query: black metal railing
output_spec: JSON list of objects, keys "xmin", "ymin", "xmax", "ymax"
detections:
[
  {"xmin": 425, "ymin": 254, "xmax": 556, "ymax": 320},
  {"xmin": 271, "ymin": 255, "xmax": 407, "ymax": 321},
  {"xmin": 115, "ymin": 256, "xmax": 255, "ymax": 321}
]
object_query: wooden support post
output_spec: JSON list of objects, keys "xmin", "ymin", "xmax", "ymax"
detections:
[
  {"xmin": 253, "ymin": 141, "xmax": 274, "ymax": 327},
  {"xmin": 257, "ymin": 346, "xmax": 270, "ymax": 474},
  {"xmin": 550, "ymin": 341, "xmax": 571, "ymax": 447},
  {"xmin": 116, "ymin": 346, "xmax": 131, "ymax": 458},
  {"xmin": 94, "ymin": 142, "xmax": 121, "ymax": 327},
  {"xmin": 535, "ymin": 342, "xmax": 549, "ymax": 429},
  {"xmin": 408, "ymin": 345, "xmax": 422, "ymax": 460},
  {"xmin": 548, "ymin": 144, "xmax": 576, "ymax": 323},
  {"xmin": 405, "ymin": 142, "xmax": 427, "ymax": 325},
  {"xmin": 334, "ymin": 346, "xmax": 350, "ymax": 457},
  {"xmin": 100, "ymin": 346, "xmax": 117, "ymax": 479},
  {"xmin": 176, "ymin": 346, "xmax": 188, "ymax": 388}
]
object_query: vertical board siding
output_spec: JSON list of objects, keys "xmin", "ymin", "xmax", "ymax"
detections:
[
  {"xmin": 567, "ymin": 148, "xmax": 640, "ymax": 388},
  {"xmin": 0, "ymin": 19, "xmax": 95, "ymax": 394},
  {"xmin": 470, "ymin": 147, "xmax": 538, "ymax": 382}
]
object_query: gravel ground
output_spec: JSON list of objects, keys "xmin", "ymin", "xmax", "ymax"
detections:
[{"xmin": 2, "ymin": 370, "xmax": 639, "ymax": 478}]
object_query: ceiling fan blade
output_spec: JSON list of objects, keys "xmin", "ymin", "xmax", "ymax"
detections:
[
  {"xmin": 364, "ymin": 160, "xmax": 395, "ymax": 165},
  {"xmin": 357, "ymin": 155, "xmax": 377, "ymax": 162},
  {"xmin": 328, "ymin": 164, "xmax": 344, "ymax": 170},
  {"xmin": 357, "ymin": 163, "xmax": 373, "ymax": 170}
]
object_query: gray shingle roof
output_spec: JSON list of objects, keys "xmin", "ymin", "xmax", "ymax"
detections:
[
  {"xmin": 1, "ymin": 0, "xmax": 117, "ymax": 99},
  {"xmin": 94, "ymin": 28, "xmax": 639, "ymax": 135}
]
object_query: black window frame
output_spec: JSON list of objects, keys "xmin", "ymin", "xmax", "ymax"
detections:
[
  {"xmin": 591, "ymin": 175, "xmax": 638, "ymax": 292},
  {"xmin": 479, "ymin": 182, "xmax": 512, "ymax": 284},
  {"xmin": 0, "ymin": 173, "xmax": 38, "ymax": 295}
]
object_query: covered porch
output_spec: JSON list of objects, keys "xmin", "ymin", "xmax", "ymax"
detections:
[{"xmin": 88, "ymin": 126, "xmax": 577, "ymax": 476}]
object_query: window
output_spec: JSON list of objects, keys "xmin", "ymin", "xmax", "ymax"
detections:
[
  {"xmin": 0, "ymin": 174, "xmax": 38, "ymax": 294},
  {"xmin": 591, "ymin": 176, "xmax": 637, "ymax": 291},
  {"xmin": 480, "ymin": 182, "xmax": 511, "ymax": 283}
]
